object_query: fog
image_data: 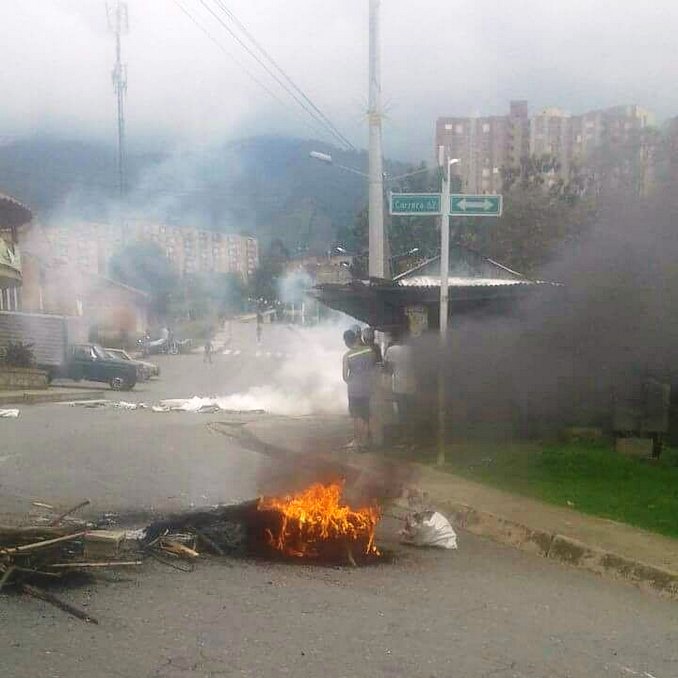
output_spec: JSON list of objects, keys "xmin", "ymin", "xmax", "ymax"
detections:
[{"xmin": 2, "ymin": 1, "xmax": 678, "ymax": 160}]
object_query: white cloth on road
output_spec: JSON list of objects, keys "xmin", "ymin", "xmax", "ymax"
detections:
[
  {"xmin": 0, "ymin": 408, "xmax": 20, "ymax": 418},
  {"xmin": 400, "ymin": 511, "xmax": 458, "ymax": 549}
]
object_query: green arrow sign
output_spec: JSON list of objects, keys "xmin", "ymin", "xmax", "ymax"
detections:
[
  {"xmin": 390, "ymin": 193, "xmax": 442, "ymax": 216},
  {"xmin": 450, "ymin": 194, "xmax": 502, "ymax": 217}
]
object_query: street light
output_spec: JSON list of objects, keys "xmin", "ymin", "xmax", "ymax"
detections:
[
  {"xmin": 438, "ymin": 157, "xmax": 460, "ymax": 466},
  {"xmin": 310, "ymin": 151, "xmax": 433, "ymax": 185},
  {"xmin": 308, "ymin": 151, "xmax": 369, "ymax": 179}
]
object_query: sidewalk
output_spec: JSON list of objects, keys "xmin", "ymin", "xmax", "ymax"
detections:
[
  {"xmin": 0, "ymin": 386, "xmax": 106, "ymax": 406},
  {"xmin": 244, "ymin": 415, "xmax": 678, "ymax": 599}
]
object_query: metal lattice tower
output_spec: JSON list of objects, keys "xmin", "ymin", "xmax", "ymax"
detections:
[{"xmin": 107, "ymin": 2, "xmax": 129, "ymax": 198}]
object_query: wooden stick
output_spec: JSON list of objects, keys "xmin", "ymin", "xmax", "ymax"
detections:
[
  {"xmin": 20, "ymin": 583, "xmax": 99, "ymax": 624},
  {"xmin": 159, "ymin": 540, "xmax": 199, "ymax": 559},
  {"xmin": 48, "ymin": 561, "xmax": 142, "ymax": 569},
  {"xmin": 0, "ymin": 565, "xmax": 15, "ymax": 591},
  {"xmin": 1, "ymin": 531, "xmax": 87, "ymax": 555},
  {"xmin": 49, "ymin": 499, "xmax": 90, "ymax": 526},
  {"xmin": 195, "ymin": 530, "xmax": 226, "ymax": 557},
  {"xmin": 13, "ymin": 567, "xmax": 62, "ymax": 578}
]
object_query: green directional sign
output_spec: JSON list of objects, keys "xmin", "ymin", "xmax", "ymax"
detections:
[
  {"xmin": 390, "ymin": 193, "xmax": 442, "ymax": 216},
  {"xmin": 450, "ymin": 194, "xmax": 503, "ymax": 217}
]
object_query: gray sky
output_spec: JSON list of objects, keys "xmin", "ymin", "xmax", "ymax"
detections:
[{"xmin": 2, "ymin": 0, "xmax": 678, "ymax": 160}]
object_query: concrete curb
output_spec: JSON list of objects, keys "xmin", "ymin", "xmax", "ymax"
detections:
[
  {"xmin": 438, "ymin": 501, "xmax": 678, "ymax": 600},
  {"xmin": 0, "ymin": 390, "xmax": 107, "ymax": 405}
]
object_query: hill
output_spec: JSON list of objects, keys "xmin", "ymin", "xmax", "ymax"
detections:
[{"xmin": 0, "ymin": 135, "xmax": 408, "ymax": 254}]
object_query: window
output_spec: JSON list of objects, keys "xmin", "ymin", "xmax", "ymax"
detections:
[
  {"xmin": 445, "ymin": 123, "xmax": 453, "ymax": 130},
  {"xmin": 482, "ymin": 168, "xmax": 490, "ymax": 178},
  {"xmin": 455, "ymin": 124, "xmax": 464, "ymax": 134},
  {"xmin": 482, "ymin": 123, "xmax": 490, "ymax": 133}
]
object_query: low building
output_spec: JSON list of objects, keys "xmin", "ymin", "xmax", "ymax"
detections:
[
  {"xmin": 19, "ymin": 225, "xmax": 149, "ymax": 338},
  {"xmin": 0, "ymin": 193, "xmax": 32, "ymax": 311}
]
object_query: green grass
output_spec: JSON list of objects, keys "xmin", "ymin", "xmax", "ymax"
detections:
[{"xmin": 428, "ymin": 440, "xmax": 678, "ymax": 539}]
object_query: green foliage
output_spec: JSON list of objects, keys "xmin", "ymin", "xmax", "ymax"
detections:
[
  {"xmin": 109, "ymin": 242, "xmax": 178, "ymax": 317},
  {"xmin": 247, "ymin": 239, "xmax": 289, "ymax": 305},
  {"xmin": 437, "ymin": 440, "xmax": 678, "ymax": 539},
  {"xmin": 169, "ymin": 272, "xmax": 247, "ymax": 321},
  {"xmin": 3, "ymin": 341, "xmax": 35, "ymax": 368}
]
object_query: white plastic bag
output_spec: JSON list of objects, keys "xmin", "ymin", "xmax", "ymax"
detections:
[
  {"xmin": 400, "ymin": 510, "xmax": 458, "ymax": 549},
  {"xmin": 0, "ymin": 409, "xmax": 19, "ymax": 418}
]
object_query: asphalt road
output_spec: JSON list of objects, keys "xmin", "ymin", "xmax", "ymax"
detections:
[{"xmin": 2, "ymin": 322, "xmax": 676, "ymax": 677}]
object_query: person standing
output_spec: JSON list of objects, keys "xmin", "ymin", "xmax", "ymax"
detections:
[
  {"xmin": 384, "ymin": 332, "xmax": 417, "ymax": 439},
  {"xmin": 342, "ymin": 329, "xmax": 377, "ymax": 450},
  {"xmin": 256, "ymin": 312, "xmax": 263, "ymax": 345},
  {"xmin": 203, "ymin": 338, "xmax": 213, "ymax": 364}
]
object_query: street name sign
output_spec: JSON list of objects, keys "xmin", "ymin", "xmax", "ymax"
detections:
[
  {"xmin": 450, "ymin": 194, "xmax": 502, "ymax": 216},
  {"xmin": 390, "ymin": 193, "xmax": 442, "ymax": 216}
]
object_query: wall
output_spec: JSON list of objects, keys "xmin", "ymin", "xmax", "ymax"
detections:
[{"xmin": 0, "ymin": 366, "xmax": 48, "ymax": 390}]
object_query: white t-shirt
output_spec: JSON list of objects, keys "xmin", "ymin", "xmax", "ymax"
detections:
[{"xmin": 384, "ymin": 344, "xmax": 416, "ymax": 395}]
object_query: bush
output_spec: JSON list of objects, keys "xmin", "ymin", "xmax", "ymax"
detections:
[{"xmin": 3, "ymin": 341, "xmax": 36, "ymax": 368}]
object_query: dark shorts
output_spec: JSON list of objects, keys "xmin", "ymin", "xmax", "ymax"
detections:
[{"xmin": 348, "ymin": 396, "xmax": 370, "ymax": 420}]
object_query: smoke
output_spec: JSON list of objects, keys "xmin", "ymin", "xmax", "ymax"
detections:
[
  {"xmin": 415, "ymin": 194, "xmax": 678, "ymax": 438},
  {"xmin": 277, "ymin": 269, "xmax": 313, "ymax": 305},
  {"xmin": 167, "ymin": 320, "xmax": 349, "ymax": 416}
]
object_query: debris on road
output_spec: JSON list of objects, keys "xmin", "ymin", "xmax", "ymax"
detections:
[
  {"xmin": 0, "ymin": 500, "xmax": 142, "ymax": 622},
  {"xmin": 1, "ymin": 483, "xmax": 387, "ymax": 622},
  {"xmin": 400, "ymin": 511, "xmax": 458, "ymax": 549},
  {"xmin": 0, "ymin": 408, "xmax": 20, "ymax": 418},
  {"xmin": 63, "ymin": 397, "xmax": 264, "ymax": 414}
]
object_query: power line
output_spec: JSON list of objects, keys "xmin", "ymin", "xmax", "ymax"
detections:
[
  {"xmin": 196, "ymin": 0, "xmax": 355, "ymax": 151},
  {"xmin": 171, "ymin": 0, "xmax": 332, "ymax": 142},
  {"xmin": 211, "ymin": 0, "xmax": 356, "ymax": 150}
]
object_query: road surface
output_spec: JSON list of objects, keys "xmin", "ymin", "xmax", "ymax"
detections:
[{"xmin": 1, "ymin": 322, "xmax": 676, "ymax": 678}]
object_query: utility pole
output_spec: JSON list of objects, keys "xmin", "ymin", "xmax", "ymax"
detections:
[
  {"xmin": 107, "ymin": 1, "xmax": 128, "ymax": 199},
  {"xmin": 368, "ymin": 0, "xmax": 385, "ymax": 279}
]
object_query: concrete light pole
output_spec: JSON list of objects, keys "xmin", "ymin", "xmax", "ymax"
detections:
[{"xmin": 368, "ymin": 0, "xmax": 385, "ymax": 279}]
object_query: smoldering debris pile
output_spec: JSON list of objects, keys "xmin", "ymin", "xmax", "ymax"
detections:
[{"xmin": 1, "ymin": 487, "xmax": 387, "ymax": 623}]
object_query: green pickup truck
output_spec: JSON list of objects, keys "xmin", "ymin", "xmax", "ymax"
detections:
[{"xmin": 50, "ymin": 343, "xmax": 137, "ymax": 390}]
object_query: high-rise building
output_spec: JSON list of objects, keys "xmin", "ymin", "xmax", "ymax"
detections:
[
  {"xmin": 435, "ymin": 102, "xmax": 656, "ymax": 194},
  {"xmin": 22, "ymin": 221, "xmax": 259, "ymax": 281}
]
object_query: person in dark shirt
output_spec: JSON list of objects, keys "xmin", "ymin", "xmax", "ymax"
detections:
[{"xmin": 342, "ymin": 329, "xmax": 377, "ymax": 450}]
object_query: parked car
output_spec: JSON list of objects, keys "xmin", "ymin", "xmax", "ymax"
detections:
[
  {"xmin": 105, "ymin": 348, "xmax": 159, "ymax": 381},
  {"xmin": 0, "ymin": 312, "xmax": 137, "ymax": 390},
  {"xmin": 54, "ymin": 343, "xmax": 137, "ymax": 390}
]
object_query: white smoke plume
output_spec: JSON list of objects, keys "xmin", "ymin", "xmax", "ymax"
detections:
[{"xmin": 163, "ymin": 319, "xmax": 355, "ymax": 416}]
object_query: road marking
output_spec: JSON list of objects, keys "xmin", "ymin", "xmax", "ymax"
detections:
[
  {"xmin": 233, "ymin": 350, "xmax": 241, "ymax": 356},
  {"xmin": 222, "ymin": 349, "xmax": 232, "ymax": 355}
]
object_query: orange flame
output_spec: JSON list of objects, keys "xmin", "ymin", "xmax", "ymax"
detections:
[{"xmin": 258, "ymin": 482, "xmax": 380, "ymax": 559}]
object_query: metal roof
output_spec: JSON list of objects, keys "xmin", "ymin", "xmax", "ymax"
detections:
[
  {"xmin": 397, "ymin": 276, "xmax": 534, "ymax": 288},
  {"xmin": 0, "ymin": 193, "xmax": 32, "ymax": 229}
]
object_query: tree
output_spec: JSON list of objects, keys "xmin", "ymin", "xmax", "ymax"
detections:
[
  {"xmin": 247, "ymin": 238, "xmax": 289, "ymax": 306},
  {"xmin": 109, "ymin": 242, "xmax": 178, "ymax": 317},
  {"xmin": 337, "ymin": 162, "xmax": 442, "ymax": 276},
  {"xmin": 169, "ymin": 272, "xmax": 247, "ymax": 321}
]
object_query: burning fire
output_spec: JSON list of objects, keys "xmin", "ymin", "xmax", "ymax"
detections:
[{"xmin": 258, "ymin": 482, "xmax": 380, "ymax": 559}]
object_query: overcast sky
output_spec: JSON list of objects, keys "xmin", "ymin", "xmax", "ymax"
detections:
[{"xmin": 2, "ymin": 0, "xmax": 678, "ymax": 161}]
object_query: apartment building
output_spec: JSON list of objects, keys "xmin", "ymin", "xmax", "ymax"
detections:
[
  {"xmin": 29, "ymin": 221, "xmax": 259, "ymax": 280},
  {"xmin": 435, "ymin": 102, "xmax": 656, "ymax": 193}
]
